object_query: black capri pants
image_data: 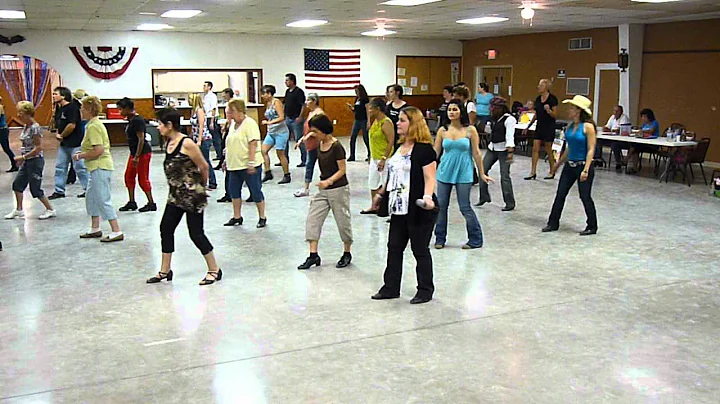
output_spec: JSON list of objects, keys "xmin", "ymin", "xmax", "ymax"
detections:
[{"xmin": 160, "ymin": 204, "xmax": 213, "ymax": 255}]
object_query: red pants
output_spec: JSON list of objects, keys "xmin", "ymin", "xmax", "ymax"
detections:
[{"xmin": 124, "ymin": 153, "xmax": 152, "ymax": 192}]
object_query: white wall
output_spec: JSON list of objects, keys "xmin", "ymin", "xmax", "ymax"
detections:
[{"xmin": 0, "ymin": 30, "xmax": 462, "ymax": 99}]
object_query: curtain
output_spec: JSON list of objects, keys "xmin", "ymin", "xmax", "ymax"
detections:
[{"xmin": 0, "ymin": 56, "xmax": 56, "ymax": 107}]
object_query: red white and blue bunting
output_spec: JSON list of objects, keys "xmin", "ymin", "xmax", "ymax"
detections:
[{"xmin": 69, "ymin": 46, "xmax": 138, "ymax": 80}]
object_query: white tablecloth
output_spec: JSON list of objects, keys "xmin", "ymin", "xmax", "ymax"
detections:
[{"xmin": 597, "ymin": 133, "xmax": 697, "ymax": 148}]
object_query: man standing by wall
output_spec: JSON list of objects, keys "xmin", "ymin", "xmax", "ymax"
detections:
[
  {"xmin": 49, "ymin": 86, "xmax": 88, "ymax": 199},
  {"xmin": 203, "ymin": 81, "xmax": 222, "ymax": 161},
  {"xmin": 283, "ymin": 73, "xmax": 306, "ymax": 167}
]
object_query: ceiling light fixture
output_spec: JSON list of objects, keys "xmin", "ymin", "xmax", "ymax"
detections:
[
  {"xmin": 380, "ymin": 0, "xmax": 442, "ymax": 6},
  {"xmin": 521, "ymin": 6, "xmax": 535, "ymax": 20},
  {"xmin": 136, "ymin": 23, "xmax": 173, "ymax": 31},
  {"xmin": 361, "ymin": 27, "xmax": 396, "ymax": 37},
  {"xmin": 0, "ymin": 54, "xmax": 19, "ymax": 61},
  {"xmin": 0, "ymin": 10, "xmax": 26, "ymax": 19},
  {"xmin": 631, "ymin": 0, "xmax": 681, "ymax": 2},
  {"xmin": 161, "ymin": 10, "xmax": 202, "ymax": 18},
  {"xmin": 286, "ymin": 19, "xmax": 328, "ymax": 28},
  {"xmin": 139, "ymin": 12, "xmax": 157, "ymax": 16},
  {"xmin": 457, "ymin": 17, "xmax": 509, "ymax": 25}
]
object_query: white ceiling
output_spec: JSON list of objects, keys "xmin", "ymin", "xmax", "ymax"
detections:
[{"xmin": 0, "ymin": 0, "xmax": 719, "ymax": 40}]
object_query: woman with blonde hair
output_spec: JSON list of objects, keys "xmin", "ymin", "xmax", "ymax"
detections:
[
  {"xmin": 73, "ymin": 96, "xmax": 124, "ymax": 242},
  {"xmin": 523, "ymin": 79, "xmax": 558, "ymax": 180},
  {"xmin": 370, "ymin": 106, "xmax": 438, "ymax": 305},
  {"xmin": 222, "ymin": 98, "xmax": 267, "ymax": 228},
  {"xmin": 189, "ymin": 93, "xmax": 217, "ymax": 190},
  {"xmin": 4, "ymin": 101, "xmax": 56, "ymax": 220}
]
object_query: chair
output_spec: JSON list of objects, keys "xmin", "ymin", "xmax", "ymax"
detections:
[{"xmin": 674, "ymin": 137, "xmax": 711, "ymax": 186}]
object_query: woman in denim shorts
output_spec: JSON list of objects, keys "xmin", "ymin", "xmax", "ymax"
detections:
[{"xmin": 4, "ymin": 101, "xmax": 56, "ymax": 220}]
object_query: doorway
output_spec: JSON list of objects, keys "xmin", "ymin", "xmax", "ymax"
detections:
[
  {"xmin": 593, "ymin": 63, "xmax": 620, "ymax": 121},
  {"xmin": 475, "ymin": 66, "xmax": 513, "ymax": 98}
]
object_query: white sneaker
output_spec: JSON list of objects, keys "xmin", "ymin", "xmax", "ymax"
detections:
[
  {"xmin": 38, "ymin": 209, "xmax": 57, "ymax": 220},
  {"xmin": 293, "ymin": 188, "xmax": 310, "ymax": 197},
  {"xmin": 4, "ymin": 210, "xmax": 24, "ymax": 219}
]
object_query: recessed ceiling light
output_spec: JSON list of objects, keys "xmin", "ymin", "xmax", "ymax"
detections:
[
  {"xmin": 361, "ymin": 27, "xmax": 397, "ymax": 36},
  {"xmin": 139, "ymin": 12, "xmax": 157, "ymax": 16},
  {"xmin": 136, "ymin": 23, "xmax": 173, "ymax": 31},
  {"xmin": 161, "ymin": 9, "xmax": 202, "ymax": 18},
  {"xmin": 631, "ymin": 0, "xmax": 680, "ymax": 2},
  {"xmin": 287, "ymin": 19, "xmax": 328, "ymax": 28},
  {"xmin": 0, "ymin": 10, "xmax": 26, "ymax": 19},
  {"xmin": 380, "ymin": 0, "xmax": 441, "ymax": 6},
  {"xmin": 457, "ymin": 17, "xmax": 509, "ymax": 25}
]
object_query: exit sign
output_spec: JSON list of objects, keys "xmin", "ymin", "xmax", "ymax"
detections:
[{"xmin": 488, "ymin": 49, "xmax": 497, "ymax": 60}]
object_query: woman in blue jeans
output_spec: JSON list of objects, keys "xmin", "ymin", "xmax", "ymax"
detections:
[
  {"xmin": 346, "ymin": 84, "xmax": 370, "ymax": 161},
  {"xmin": 189, "ymin": 93, "xmax": 217, "ymax": 190},
  {"xmin": 294, "ymin": 93, "xmax": 324, "ymax": 197},
  {"xmin": 433, "ymin": 99, "xmax": 493, "ymax": 249}
]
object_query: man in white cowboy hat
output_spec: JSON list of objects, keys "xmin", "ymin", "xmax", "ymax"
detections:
[{"xmin": 542, "ymin": 94, "xmax": 598, "ymax": 236}]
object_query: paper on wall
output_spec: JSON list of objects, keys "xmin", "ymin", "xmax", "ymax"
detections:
[
  {"xmin": 421, "ymin": 84, "xmax": 428, "ymax": 91},
  {"xmin": 410, "ymin": 77, "xmax": 418, "ymax": 87},
  {"xmin": 398, "ymin": 78, "xmax": 407, "ymax": 86},
  {"xmin": 397, "ymin": 68, "xmax": 406, "ymax": 76},
  {"xmin": 403, "ymin": 87, "xmax": 413, "ymax": 95}
]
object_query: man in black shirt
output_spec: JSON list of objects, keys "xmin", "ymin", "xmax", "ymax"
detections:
[
  {"xmin": 283, "ymin": 73, "xmax": 306, "ymax": 167},
  {"xmin": 49, "ymin": 86, "xmax": 88, "ymax": 199},
  {"xmin": 117, "ymin": 98, "xmax": 156, "ymax": 213}
]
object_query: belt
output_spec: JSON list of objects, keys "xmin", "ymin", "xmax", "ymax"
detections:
[{"xmin": 567, "ymin": 161, "xmax": 586, "ymax": 167}]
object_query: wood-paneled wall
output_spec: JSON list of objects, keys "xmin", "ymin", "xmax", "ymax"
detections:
[
  {"xmin": 462, "ymin": 28, "xmax": 618, "ymax": 121},
  {"xmin": 396, "ymin": 56, "xmax": 461, "ymax": 95},
  {"xmin": 640, "ymin": 19, "xmax": 720, "ymax": 163}
]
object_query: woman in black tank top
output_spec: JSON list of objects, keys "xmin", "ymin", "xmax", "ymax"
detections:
[
  {"xmin": 385, "ymin": 84, "xmax": 408, "ymax": 146},
  {"xmin": 147, "ymin": 108, "xmax": 222, "ymax": 286}
]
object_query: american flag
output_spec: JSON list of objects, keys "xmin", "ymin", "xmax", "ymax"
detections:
[{"xmin": 304, "ymin": 48, "xmax": 361, "ymax": 91}]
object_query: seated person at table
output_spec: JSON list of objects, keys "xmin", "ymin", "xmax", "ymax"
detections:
[
  {"xmin": 519, "ymin": 100, "xmax": 535, "ymax": 124},
  {"xmin": 606, "ymin": 105, "xmax": 632, "ymax": 170},
  {"xmin": 626, "ymin": 108, "xmax": 660, "ymax": 174}
]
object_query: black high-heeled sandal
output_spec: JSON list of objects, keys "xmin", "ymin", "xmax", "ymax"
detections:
[
  {"xmin": 147, "ymin": 270, "xmax": 173, "ymax": 283},
  {"xmin": 199, "ymin": 269, "xmax": 223, "ymax": 285},
  {"xmin": 524, "ymin": 174, "xmax": 537, "ymax": 180}
]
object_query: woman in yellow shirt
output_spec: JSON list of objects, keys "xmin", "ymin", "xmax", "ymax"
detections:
[
  {"xmin": 361, "ymin": 97, "xmax": 394, "ymax": 214},
  {"xmin": 222, "ymin": 99, "xmax": 267, "ymax": 228},
  {"xmin": 73, "ymin": 96, "xmax": 124, "ymax": 242}
]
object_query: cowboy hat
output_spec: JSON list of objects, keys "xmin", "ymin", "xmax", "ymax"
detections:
[{"xmin": 562, "ymin": 95, "xmax": 592, "ymax": 116}]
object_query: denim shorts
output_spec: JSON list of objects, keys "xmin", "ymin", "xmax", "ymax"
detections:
[
  {"xmin": 228, "ymin": 166, "xmax": 264, "ymax": 202},
  {"xmin": 12, "ymin": 157, "xmax": 45, "ymax": 198},
  {"xmin": 86, "ymin": 168, "xmax": 117, "ymax": 221},
  {"xmin": 263, "ymin": 130, "xmax": 290, "ymax": 151}
]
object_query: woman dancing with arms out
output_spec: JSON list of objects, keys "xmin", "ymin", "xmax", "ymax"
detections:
[{"xmin": 147, "ymin": 108, "xmax": 222, "ymax": 285}]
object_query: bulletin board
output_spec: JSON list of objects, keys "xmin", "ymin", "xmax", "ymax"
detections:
[{"xmin": 395, "ymin": 56, "xmax": 462, "ymax": 95}]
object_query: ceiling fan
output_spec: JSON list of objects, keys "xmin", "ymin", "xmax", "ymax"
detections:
[{"xmin": 518, "ymin": 1, "xmax": 554, "ymax": 25}]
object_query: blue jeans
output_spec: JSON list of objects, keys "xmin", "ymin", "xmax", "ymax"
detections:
[
  {"xmin": 200, "ymin": 139, "xmax": 217, "ymax": 188},
  {"xmin": 349, "ymin": 119, "xmax": 368, "ymax": 159},
  {"xmin": 0, "ymin": 127, "xmax": 16, "ymax": 168},
  {"xmin": 305, "ymin": 148, "xmax": 318, "ymax": 184},
  {"xmin": 207, "ymin": 117, "xmax": 222, "ymax": 157},
  {"xmin": 284, "ymin": 117, "xmax": 306, "ymax": 164},
  {"xmin": 434, "ymin": 181, "xmax": 483, "ymax": 248},
  {"xmin": 55, "ymin": 145, "xmax": 88, "ymax": 194}
]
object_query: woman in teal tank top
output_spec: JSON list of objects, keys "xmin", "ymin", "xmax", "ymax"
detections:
[
  {"xmin": 433, "ymin": 99, "xmax": 493, "ymax": 249},
  {"xmin": 543, "ymin": 95, "xmax": 598, "ymax": 236}
]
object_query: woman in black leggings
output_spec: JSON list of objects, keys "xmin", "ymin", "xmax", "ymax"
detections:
[{"xmin": 146, "ymin": 108, "xmax": 222, "ymax": 285}]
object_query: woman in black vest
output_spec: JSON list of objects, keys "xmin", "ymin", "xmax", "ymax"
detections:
[{"xmin": 478, "ymin": 97, "xmax": 517, "ymax": 211}]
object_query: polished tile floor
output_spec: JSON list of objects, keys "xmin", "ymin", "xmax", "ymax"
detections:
[{"xmin": 1, "ymin": 139, "xmax": 719, "ymax": 403}]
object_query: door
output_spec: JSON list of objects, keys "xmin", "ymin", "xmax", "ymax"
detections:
[
  {"xmin": 597, "ymin": 70, "xmax": 619, "ymax": 124},
  {"xmin": 477, "ymin": 67, "xmax": 512, "ymax": 98}
]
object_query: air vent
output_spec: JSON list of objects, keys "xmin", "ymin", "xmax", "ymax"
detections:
[
  {"xmin": 568, "ymin": 37, "xmax": 592, "ymax": 51},
  {"xmin": 566, "ymin": 78, "xmax": 590, "ymax": 96}
]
